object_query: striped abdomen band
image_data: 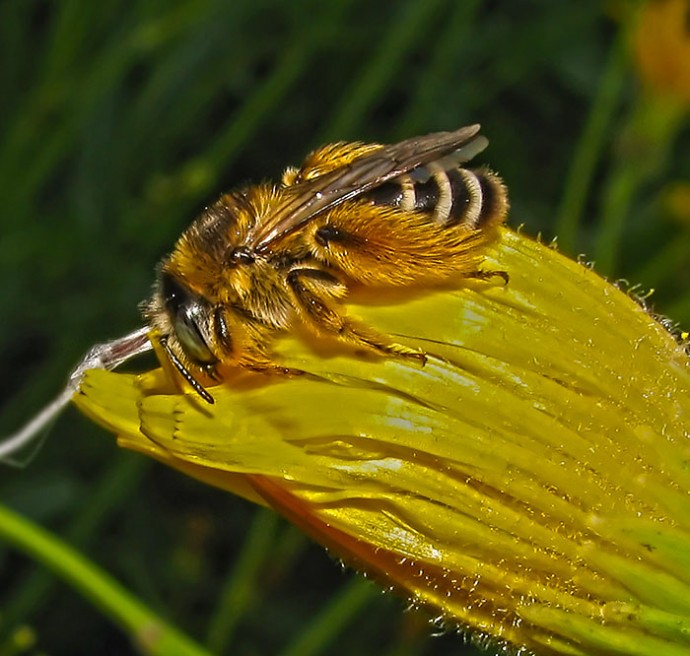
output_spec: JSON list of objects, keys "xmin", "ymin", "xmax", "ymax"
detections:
[{"xmin": 365, "ymin": 167, "xmax": 505, "ymax": 230}]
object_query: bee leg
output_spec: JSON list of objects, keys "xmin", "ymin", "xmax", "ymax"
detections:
[
  {"xmin": 466, "ymin": 269, "xmax": 509, "ymax": 285},
  {"xmin": 243, "ymin": 361, "xmax": 304, "ymax": 377},
  {"xmin": 287, "ymin": 267, "xmax": 426, "ymax": 364},
  {"xmin": 233, "ymin": 340, "xmax": 305, "ymax": 377}
]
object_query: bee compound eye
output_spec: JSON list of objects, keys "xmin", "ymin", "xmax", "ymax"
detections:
[
  {"xmin": 159, "ymin": 272, "xmax": 216, "ymax": 365},
  {"xmin": 173, "ymin": 309, "xmax": 216, "ymax": 365}
]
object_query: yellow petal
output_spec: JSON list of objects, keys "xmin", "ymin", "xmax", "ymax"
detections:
[{"xmin": 74, "ymin": 228, "xmax": 690, "ymax": 655}]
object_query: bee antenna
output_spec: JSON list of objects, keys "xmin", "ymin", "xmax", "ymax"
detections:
[{"xmin": 160, "ymin": 339, "xmax": 215, "ymax": 405}]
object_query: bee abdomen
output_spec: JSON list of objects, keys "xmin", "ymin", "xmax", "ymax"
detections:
[{"xmin": 366, "ymin": 167, "xmax": 506, "ymax": 230}]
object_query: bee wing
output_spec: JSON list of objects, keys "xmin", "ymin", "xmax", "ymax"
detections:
[{"xmin": 250, "ymin": 124, "xmax": 488, "ymax": 250}]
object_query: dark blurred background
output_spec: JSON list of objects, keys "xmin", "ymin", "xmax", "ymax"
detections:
[{"xmin": 1, "ymin": 1, "xmax": 689, "ymax": 655}]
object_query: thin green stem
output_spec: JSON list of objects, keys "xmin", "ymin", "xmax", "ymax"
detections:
[
  {"xmin": 319, "ymin": 0, "xmax": 445, "ymax": 141},
  {"xmin": 0, "ymin": 502, "xmax": 211, "ymax": 656},
  {"xmin": 1, "ymin": 454, "xmax": 149, "ymax": 631},
  {"xmin": 554, "ymin": 29, "xmax": 629, "ymax": 254},
  {"xmin": 594, "ymin": 97, "xmax": 686, "ymax": 275},
  {"xmin": 278, "ymin": 577, "xmax": 377, "ymax": 656},
  {"xmin": 394, "ymin": 0, "xmax": 482, "ymax": 137},
  {"xmin": 205, "ymin": 508, "xmax": 279, "ymax": 653},
  {"xmin": 171, "ymin": 0, "xmax": 355, "ymax": 208}
]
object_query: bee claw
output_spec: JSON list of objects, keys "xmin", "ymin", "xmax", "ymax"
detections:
[
  {"xmin": 469, "ymin": 269, "xmax": 509, "ymax": 285},
  {"xmin": 245, "ymin": 363, "xmax": 303, "ymax": 377},
  {"xmin": 495, "ymin": 270, "xmax": 510, "ymax": 286},
  {"xmin": 404, "ymin": 349, "xmax": 427, "ymax": 367}
]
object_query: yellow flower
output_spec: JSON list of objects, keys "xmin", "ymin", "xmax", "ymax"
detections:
[
  {"xmin": 632, "ymin": 0, "xmax": 690, "ymax": 105},
  {"xmin": 74, "ymin": 228, "xmax": 690, "ymax": 656}
]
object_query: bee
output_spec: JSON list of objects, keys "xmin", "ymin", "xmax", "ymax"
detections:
[{"xmin": 144, "ymin": 124, "xmax": 508, "ymax": 403}]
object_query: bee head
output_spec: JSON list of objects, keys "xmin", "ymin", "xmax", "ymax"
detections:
[{"xmin": 146, "ymin": 270, "xmax": 234, "ymax": 404}]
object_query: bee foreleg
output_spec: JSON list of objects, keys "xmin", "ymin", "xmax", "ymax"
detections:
[
  {"xmin": 287, "ymin": 267, "xmax": 426, "ymax": 364},
  {"xmin": 466, "ymin": 269, "xmax": 510, "ymax": 285}
]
